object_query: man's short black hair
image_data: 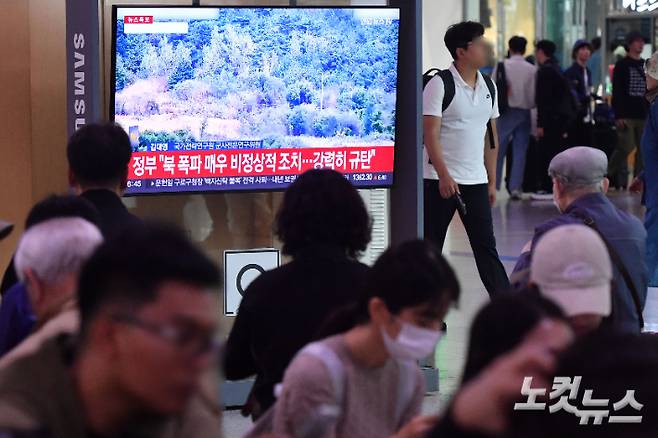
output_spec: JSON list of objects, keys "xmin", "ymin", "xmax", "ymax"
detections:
[
  {"xmin": 626, "ymin": 31, "xmax": 645, "ymax": 46},
  {"xmin": 67, "ymin": 123, "xmax": 132, "ymax": 189},
  {"xmin": 444, "ymin": 21, "xmax": 485, "ymax": 60},
  {"xmin": 25, "ymin": 195, "xmax": 100, "ymax": 229},
  {"xmin": 591, "ymin": 36, "xmax": 602, "ymax": 51},
  {"xmin": 535, "ymin": 39, "xmax": 557, "ymax": 58},
  {"xmin": 571, "ymin": 40, "xmax": 593, "ymax": 60},
  {"xmin": 275, "ymin": 169, "xmax": 372, "ymax": 258},
  {"xmin": 508, "ymin": 36, "xmax": 528, "ymax": 55},
  {"xmin": 461, "ymin": 288, "xmax": 565, "ymax": 384},
  {"xmin": 77, "ymin": 222, "xmax": 221, "ymax": 339}
]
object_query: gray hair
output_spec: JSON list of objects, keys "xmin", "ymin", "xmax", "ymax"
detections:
[
  {"xmin": 15, "ymin": 217, "xmax": 103, "ymax": 285},
  {"xmin": 550, "ymin": 171, "xmax": 605, "ymax": 195}
]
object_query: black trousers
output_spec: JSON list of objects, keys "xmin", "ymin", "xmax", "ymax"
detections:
[
  {"xmin": 423, "ymin": 180, "xmax": 510, "ymax": 296},
  {"xmin": 537, "ymin": 121, "xmax": 568, "ymax": 192},
  {"xmin": 566, "ymin": 119, "xmax": 593, "ymax": 148}
]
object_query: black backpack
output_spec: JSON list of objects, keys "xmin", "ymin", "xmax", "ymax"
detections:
[
  {"xmin": 552, "ymin": 84, "xmax": 579, "ymax": 127},
  {"xmin": 494, "ymin": 61, "xmax": 509, "ymax": 114},
  {"xmin": 423, "ymin": 68, "xmax": 497, "ymax": 149},
  {"xmin": 540, "ymin": 63, "xmax": 579, "ymax": 126}
]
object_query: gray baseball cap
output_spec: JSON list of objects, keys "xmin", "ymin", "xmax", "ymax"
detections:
[
  {"xmin": 549, "ymin": 146, "xmax": 608, "ymax": 185},
  {"xmin": 531, "ymin": 224, "xmax": 612, "ymax": 317},
  {"xmin": 0, "ymin": 220, "xmax": 13, "ymax": 241}
]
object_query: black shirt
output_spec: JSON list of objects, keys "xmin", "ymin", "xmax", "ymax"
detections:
[
  {"xmin": 427, "ymin": 407, "xmax": 493, "ymax": 438},
  {"xmin": 564, "ymin": 62, "xmax": 592, "ymax": 120},
  {"xmin": 536, "ymin": 59, "xmax": 574, "ymax": 128},
  {"xmin": 0, "ymin": 260, "xmax": 17, "ymax": 296},
  {"xmin": 612, "ymin": 57, "xmax": 649, "ymax": 120},
  {"xmin": 80, "ymin": 189, "xmax": 142, "ymax": 240},
  {"xmin": 223, "ymin": 244, "xmax": 370, "ymax": 410}
]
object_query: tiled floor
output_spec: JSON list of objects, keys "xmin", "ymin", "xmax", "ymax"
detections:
[{"xmin": 224, "ymin": 190, "xmax": 656, "ymax": 437}]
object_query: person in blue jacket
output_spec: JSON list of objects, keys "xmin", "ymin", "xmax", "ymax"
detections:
[
  {"xmin": 513, "ymin": 147, "xmax": 647, "ymax": 333},
  {"xmin": 635, "ymin": 51, "xmax": 658, "ymax": 289}
]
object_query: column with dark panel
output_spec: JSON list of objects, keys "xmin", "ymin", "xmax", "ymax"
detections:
[{"xmin": 66, "ymin": 0, "xmax": 102, "ymax": 137}]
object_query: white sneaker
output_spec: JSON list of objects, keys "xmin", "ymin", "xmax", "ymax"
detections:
[
  {"xmin": 531, "ymin": 192, "xmax": 553, "ymax": 201},
  {"xmin": 510, "ymin": 190, "xmax": 523, "ymax": 201}
]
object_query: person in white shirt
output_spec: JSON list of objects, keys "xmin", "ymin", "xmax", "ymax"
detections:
[
  {"xmin": 423, "ymin": 21, "xmax": 510, "ymax": 297},
  {"xmin": 493, "ymin": 36, "xmax": 537, "ymax": 200}
]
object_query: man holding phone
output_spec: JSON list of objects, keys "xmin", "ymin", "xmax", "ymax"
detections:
[{"xmin": 423, "ymin": 21, "xmax": 510, "ymax": 296}]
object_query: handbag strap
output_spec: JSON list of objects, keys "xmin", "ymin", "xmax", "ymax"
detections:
[{"xmin": 570, "ymin": 210, "xmax": 645, "ymax": 330}]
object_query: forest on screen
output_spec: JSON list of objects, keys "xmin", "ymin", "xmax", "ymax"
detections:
[{"xmin": 114, "ymin": 8, "xmax": 399, "ymax": 149}]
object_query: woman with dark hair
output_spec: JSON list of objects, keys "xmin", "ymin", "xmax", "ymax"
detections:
[
  {"xmin": 509, "ymin": 331, "xmax": 658, "ymax": 438},
  {"xmin": 424, "ymin": 289, "xmax": 572, "ymax": 438},
  {"xmin": 270, "ymin": 240, "xmax": 460, "ymax": 438},
  {"xmin": 461, "ymin": 287, "xmax": 567, "ymax": 384},
  {"xmin": 223, "ymin": 169, "xmax": 372, "ymax": 418},
  {"xmin": 275, "ymin": 169, "xmax": 372, "ymax": 258}
]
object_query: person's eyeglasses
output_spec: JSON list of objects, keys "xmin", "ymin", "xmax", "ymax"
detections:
[{"xmin": 112, "ymin": 314, "xmax": 219, "ymax": 357}]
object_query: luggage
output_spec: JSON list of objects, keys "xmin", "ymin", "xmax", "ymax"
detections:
[{"xmin": 592, "ymin": 99, "xmax": 618, "ymax": 158}]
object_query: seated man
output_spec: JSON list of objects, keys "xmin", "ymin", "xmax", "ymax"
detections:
[
  {"xmin": 530, "ymin": 224, "xmax": 613, "ymax": 337},
  {"xmin": 2, "ymin": 122, "xmax": 138, "ymax": 295},
  {"xmin": 0, "ymin": 195, "xmax": 100, "ymax": 357},
  {"xmin": 432, "ymin": 329, "xmax": 658, "ymax": 437},
  {"xmin": 428, "ymin": 319, "xmax": 574, "ymax": 437},
  {"xmin": 0, "ymin": 217, "xmax": 103, "ymax": 366},
  {"xmin": 0, "ymin": 224, "xmax": 223, "ymax": 438},
  {"xmin": 514, "ymin": 147, "xmax": 647, "ymax": 333},
  {"xmin": 510, "ymin": 331, "xmax": 658, "ymax": 437}
]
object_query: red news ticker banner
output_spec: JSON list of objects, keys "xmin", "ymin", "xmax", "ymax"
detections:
[
  {"xmin": 128, "ymin": 146, "xmax": 395, "ymax": 180},
  {"xmin": 124, "ymin": 16, "xmax": 154, "ymax": 24}
]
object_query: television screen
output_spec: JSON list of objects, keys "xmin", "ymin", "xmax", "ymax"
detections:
[{"xmin": 111, "ymin": 6, "xmax": 400, "ymax": 195}]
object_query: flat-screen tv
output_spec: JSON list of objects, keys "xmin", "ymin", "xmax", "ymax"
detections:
[{"xmin": 111, "ymin": 6, "xmax": 400, "ymax": 195}]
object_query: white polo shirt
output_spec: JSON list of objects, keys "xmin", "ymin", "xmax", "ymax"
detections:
[{"xmin": 423, "ymin": 63, "xmax": 499, "ymax": 185}]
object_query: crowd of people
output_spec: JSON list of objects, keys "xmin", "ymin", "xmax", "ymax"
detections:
[
  {"xmin": 473, "ymin": 28, "xmax": 647, "ymax": 199},
  {"xmin": 0, "ymin": 125, "xmax": 223, "ymax": 437},
  {"xmin": 0, "ymin": 18, "xmax": 656, "ymax": 438}
]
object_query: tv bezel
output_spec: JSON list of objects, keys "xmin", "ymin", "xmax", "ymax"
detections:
[{"xmin": 110, "ymin": 4, "xmax": 401, "ymax": 196}]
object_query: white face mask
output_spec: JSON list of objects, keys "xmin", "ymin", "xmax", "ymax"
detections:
[{"xmin": 381, "ymin": 320, "xmax": 443, "ymax": 361}]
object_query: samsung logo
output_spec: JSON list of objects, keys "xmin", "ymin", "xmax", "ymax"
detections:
[{"xmin": 73, "ymin": 33, "xmax": 86, "ymax": 130}]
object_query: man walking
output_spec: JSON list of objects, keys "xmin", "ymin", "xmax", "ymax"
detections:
[
  {"xmin": 493, "ymin": 36, "xmax": 536, "ymax": 200},
  {"xmin": 609, "ymin": 31, "xmax": 649, "ymax": 189},
  {"xmin": 423, "ymin": 21, "xmax": 509, "ymax": 296}
]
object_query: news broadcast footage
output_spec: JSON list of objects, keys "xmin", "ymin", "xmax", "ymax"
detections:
[{"xmin": 112, "ymin": 7, "xmax": 400, "ymax": 194}]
